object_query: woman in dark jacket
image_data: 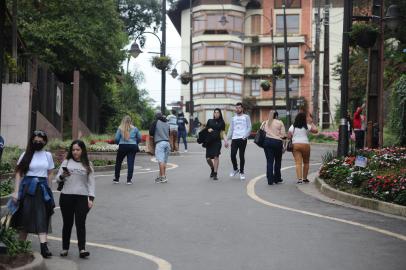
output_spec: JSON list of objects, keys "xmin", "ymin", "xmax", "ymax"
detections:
[{"xmin": 205, "ymin": 108, "xmax": 226, "ymax": 180}]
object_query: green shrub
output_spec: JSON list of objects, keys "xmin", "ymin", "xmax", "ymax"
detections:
[
  {"xmin": 0, "ymin": 227, "xmax": 31, "ymax": 256},
  {"xmin": 92, "ymin": 159, "xmax": 115, "ymax": 167},
  {"xmin": 251, "ymin": 122, "xmax": 262, "ymax": 132},
  {"xmin": 0, "ymin": 179, "xmax": 13, "ymax": 196},
  {"xmin": 0, "ymin": 147, "xmax": 23, "ymax": 174}
]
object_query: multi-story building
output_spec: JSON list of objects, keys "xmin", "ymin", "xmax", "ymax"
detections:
[{"xmin": 169, "ymin": 0, "xmax": 315, "ymax": 124}]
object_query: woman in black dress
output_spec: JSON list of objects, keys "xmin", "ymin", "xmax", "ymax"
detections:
[{"xmin": 205, "ymin": 108, "xmax": 225, "ymax": 180}]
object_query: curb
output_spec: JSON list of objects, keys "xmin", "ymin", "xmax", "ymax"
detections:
[
  {"xmin": 13, "ymin": 252, "xmax": 45, "ymax": 270},
  {"xmin": 315, "ymin": 177, "xmax": 406, "ymax": 217}
]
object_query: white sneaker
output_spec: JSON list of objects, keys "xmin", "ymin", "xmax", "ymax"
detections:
[
  {"xmin": 155, "ymin": 176, "xmax": 162, "ymax": 183},
  {"xmin": 240, "ymin": 173, "xmax": 246, "ymax": 181},
  {"xmin": 184, "ymin": 149, "xmax": 188, "ymax": 153},
  {"xmin": 160, "ymin": 176, "xmax": 168, "ymax": 183},
  {"xmin": 229, "ymin": 170, "xmax": 239, "ymax": 177}
]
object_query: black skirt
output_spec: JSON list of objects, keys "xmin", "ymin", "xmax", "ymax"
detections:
[
  {"xmin": 11, "ymin": 185, "xmax": 53, "ymax": 234},
  {"xmin": 206, "ymin": 140, "xmax": 222, "ymax": 158}
]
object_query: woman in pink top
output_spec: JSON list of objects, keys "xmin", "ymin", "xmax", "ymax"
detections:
[{"xmin": 262, "ymin": 110, "xmax": 286, "ymax": 185}]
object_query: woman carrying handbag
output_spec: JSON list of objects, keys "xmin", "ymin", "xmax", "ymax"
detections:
[{"xmin": 262, "ymin": 110, "xmax": 286, "ymax": 185}]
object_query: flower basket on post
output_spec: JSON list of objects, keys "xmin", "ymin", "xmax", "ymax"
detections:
[
  {"xmin": 350, "ymin": 23, "xmax": 379, "ymax": 49},
  {"xmin": 151, "ymin": 56, "xmax": 172, "ymax": 71},
  {"xmin": 272, "ymin": 64, "xmax": 283, "ymax": 77},
  {"xmin": 260, "ymin": 80, "xmax": 271, "ymax": 91},
  {"xmin": 180, "ymin": 72, "xmax": 192, "ymax": 85},
  {"xmin": 251, "ymin": 35, "xmax": 259, "ymax": 44}
]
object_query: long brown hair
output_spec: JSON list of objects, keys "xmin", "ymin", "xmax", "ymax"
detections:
[
  {"xmin": 119, "ymin": 115, "xmax": 132, "ymax": 140},
  {"xmin": 66, "ymin": 140, "xmax": 92, "ymax": 174}
]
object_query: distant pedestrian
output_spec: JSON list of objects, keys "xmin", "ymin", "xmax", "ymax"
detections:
[
  {"xmin": 262, "ymin": 110, "xmax": 286, "ymax": 185},
  {"xmin": 113, "ymin": 115, "xmax": 142, "ymax": 184},
  {"xmin": 177, "ymin": 112, "xmax": 189, "ymax": 152},
  {"xmin": 224, "ymin": 102, "xmax": 252, "ymax": 180},
  {"xmin": 150, "ymin": 111, "xmax": 170, "ymax": 183},
  {"xmin": 56, "ymin": 140, "xmax": 95, "ymax": 259},
  {"xmin": 288, "ymin": 112, "xmax": 318, "ymax": 184},
  {"xmin": 167, "ymin": 109, "xmax": 179, "ymax": 152},
  {"xmin": 11, "ymin": 130, "xmax": 55, "ymax": 258},
  {"xmin": 193, "ymin": 117, "xmax": 201, "ymax": 136},
  {"xmin": 205, "ymin": 109, "xmax": 226, "ymax": 180},
  {"xmin": 353, "ymin": 104, "xmax": 366, "ymax": 150}
]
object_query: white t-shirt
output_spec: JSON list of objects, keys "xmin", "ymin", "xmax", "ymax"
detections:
[
  {"xmin": 18, "ymin": 150, "xmax": 55, "ymax": 177},
  {"xmin": 289, "ymin": 124, "xmax": 312, "ymax": 144}
]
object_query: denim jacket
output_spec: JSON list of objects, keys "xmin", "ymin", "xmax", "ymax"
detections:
[
  {"xmin": 115, "ymin": 127, "xmax": 142, "ymax": 145},
  {"xmin": 18, "ymin": 176, "xmax": 55, "ymax": 209}
]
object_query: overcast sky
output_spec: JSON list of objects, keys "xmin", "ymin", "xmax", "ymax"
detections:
[{"xmin": 124, "ymin": 17, "xmax": 182, "ymax": 108}]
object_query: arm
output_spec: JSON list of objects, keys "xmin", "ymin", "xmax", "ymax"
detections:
[
  {"xmin": 245, "ymin": 115, "xmax": 252, "ymax": 139},
  {"xmin": 87, "ymin": 165, "xmax": 96, "ymax": 208},
  {"xmin": 136, "ymin": 129, "xmax": 142, "ymax": 144},
  {"xmin": 47, "ymin": 170, "xmax": 53, "ymax": 187},
  {"xmin": 226, "ymin": 118, "xmax": 234, "ymax": 141},
  {"xmin": 309, "ymin": 123, "xmax": 318, "ymax": 134},
  {"xmin": 149, "ymin": 121, "xmax": 157, "ymax": 136},
  {"xmin": 115, "ymin": 129, "xmax": 121, "ymax": 144},
  {"xmin": 55, "ymin": 160, "xmax": 68, "ymax": 183},
  {"xmin": 13, "ymin": 172, "xmax": 22, "ymax": 200},
  {"xmin": 280, "ymin": 122, "xmax": 287, "ymax": 139}
]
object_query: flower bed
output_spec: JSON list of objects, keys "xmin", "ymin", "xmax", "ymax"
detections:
[{"xmin": 319, "ymin": 147, "xmax": 406, "ymax": 205}]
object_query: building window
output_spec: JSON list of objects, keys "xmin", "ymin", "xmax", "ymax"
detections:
[
  {"xmin": 193, "ymin": 47, "xmax": 204, "ymax": 63},
  {"xmin": 229, "ymin": 15, "xmax": 243, "ymax": 33},
  {"xmin": 207, "ymin": 14, "xmax": 227, "ymax": 31},
  {"xmin": 193, "ymin": 80, "xmax": 204, "ymax": 94},
  {"xmin": 251, "ymin": 47, "xmax": 260, "ymax": 66},
  {"xmin": 227, "ymin": 79, "xmax": 242, "ymax": 94},
  {"xmin": 207, "ymin": 47, "xmax": 224, "ymax": 61},
  {"xmin": 251, "ymin": 15, "xmax": 261, "ymax": 35},
  {"xmin": 275, "ymin": 0, "xmax": 301, "ymax": 8},
  {"xmin": 276, "ymin": 15, "xmax": 299, "ymax": 34},
  {"xmin": 206, "ymin": 78, "xmax": 224, "ymax": 92},
  {"xmin": 193, "ymin": 16, "xmax": 205, "ymax": 33},
  {"xmin": 275, "ymin": 77, "xmax": 299, "ymax": 96},
  {"xmin": 276, "ymin": 46, "xmax": 299, "ymax": 64},
  {"xmin": 227, "ymin": 47, "xmax": 242, "ymax": 63},
  {"xmin": 251, "ymin": 79, "xmax": 261, "ymax": 97}
]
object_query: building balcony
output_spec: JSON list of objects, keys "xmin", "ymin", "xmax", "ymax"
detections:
[
  {"xmin": 243, "ymin": 65, "xmax": 305, "ymax": 76},
  {"xmin": 192, "ymin": 34, "xmax": 244, "ymax": 44},
  {"xmin": 193, "ymin": 65, "xmax": 244, "ymax": 75},
  {"xmin": 241, "ymin": 35, "xmax": 306, "ymax": 45}
]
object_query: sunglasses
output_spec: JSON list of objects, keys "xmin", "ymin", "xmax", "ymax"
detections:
[{"xmin": 33, "ymin": 130, "xmax": 46, "ymax": 137}]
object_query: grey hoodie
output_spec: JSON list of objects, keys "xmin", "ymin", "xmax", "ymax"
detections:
[{"xmin": 149, "ymin": 117, "xmax": 170, "ymax": 144}]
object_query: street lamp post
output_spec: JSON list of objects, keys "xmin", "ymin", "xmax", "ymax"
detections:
[
  {"xmin": 282, "ymin": 0, "xmax": 291, "ymax": 127},
  {"xmin": 161, "ymin": 0, "xmax": 167, "ymax": 114}
]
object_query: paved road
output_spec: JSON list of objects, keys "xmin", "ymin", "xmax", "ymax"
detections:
[{"xmin": 34, "ymin": 142, "xmax": 406, "ymax": 270}]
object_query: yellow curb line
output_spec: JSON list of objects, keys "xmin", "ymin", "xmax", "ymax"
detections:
[
  {"xmin": 47, "ymin": 236, "xmax": 171, "ymax": 270},
  {"xmin": 247, "ymin": 164, "xmax": 406, "ymax": 242}
]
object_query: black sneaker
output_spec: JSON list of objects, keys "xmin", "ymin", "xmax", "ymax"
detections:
[
  {"xmin": 126, "ymin": 180, "xmax": 133, "ymax": 185},
  {"xmin": 113, "ymin": 179, "xmax": 119, "ymax": 184},
  {"xmin": 213, "ymin": 173, "xmax": 218, "ymax": 180},
  {"xmin": 210, "ymin": 171, "xmax": 214, "ymax": 178}
]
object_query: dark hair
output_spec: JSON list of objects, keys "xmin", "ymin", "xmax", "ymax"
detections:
[
  {"xmin": 236, "ymin": 102, "xmax": 243, "ymax": 107},
  {"xmin": 171, "ymin": 109, "xmax": 177, "ymax": 115},
  {"xmin": 16, "ymin": 130, "xmax": 48, "ymax": 175},
  {"xmin": 66, "ymin": 140, "xmax": 92, "ymax": 174},
  {"xmin": 213, "ymin": 108, "xmax": 224, "ymax": 121},
  {"xmin": 274, "ymin": 111, "xmax": 279, "ymax": 118},
  {"xmin": 293, "ymin": 112, "xmax": 308, "ymax": 129}
]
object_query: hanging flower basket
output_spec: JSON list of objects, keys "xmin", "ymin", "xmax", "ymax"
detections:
[
  {"xmin": 180, "ymin": 72, "xmax": 192, "ymax": 85},
  {"xmin": 260, "ymin": 80, "xmax": 271, "ymax": 91},
  {"xmin": 272, "ymin": 64, "xmax": 283, "ymax": 77},
  {"xmin": 151, "ymin": 56, "xmax": 172, "ymax": 71},
  {"xmin": 350, "ymin": 23, "xmax": 379, "ymax": 49}
]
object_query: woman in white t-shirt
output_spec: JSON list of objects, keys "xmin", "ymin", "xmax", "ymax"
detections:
[
  {"xmin": 11, "ymin": 130, "xmax": 55, "ymax": 258},
  {"xmin": 288, "ymin": 112, "xmax": 318, "ymax": 184}
]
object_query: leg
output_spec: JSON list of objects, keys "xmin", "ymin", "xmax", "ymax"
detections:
[
  {"xmin": 126, "ymin": 146, "xmax": 137, "ymax": 181},
  {"xmin": 292, "ymin": 145, "xmax": 303, "ymax": 180},
  {"xmin": 263, "ymin": 139, "xmax": 271, "ymax": 183},
  {"xmin": 238, "ymin": 139, "xmax": 247, "ymax": 174},
  {"xmin": 114, "ymin": 145, "xmax": 127, "ymax": 181},
  {"xmin": 19, "ymin": 231, "xmax": 28, "ymax": 241},
  {"xmin": 302, "ymin": 144, "xmax": 311, "ymax": 180},
  {"xmin": 273, "ymin": 140, "xmax": 283, "ymax": 182},
  {"xmin": 74, "ymin": 195, "xmax": 89, "ymax": 251},
  {"xmin": 230, "ymin": 140, "xmax": 239, "ymax": 171},
  {"xmin": 60, "ymin": 194, "xmax": 75, "ymax": 250},
  {"xmin": 174, "ymin": 130, "xmax": 179, "ymax": 152},
  {"xmin": 206, "ymin": 158, "xmax": 214, "ymax": 171},
  {"xmin": 182, "ymin": 131, "xmax": 188, "ymax": 150},
  {"xmin": 213, "ymin": 157, "xmax": 219, "ymax": 173}
]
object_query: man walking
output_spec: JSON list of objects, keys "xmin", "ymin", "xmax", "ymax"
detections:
[
  {"xmin": 177, "ymin": 112, "xmax": 189, "ymax": 152},
  {"xmin": 225, "ymin": 102, "xmax": 252, "ymax": 180},
  {"xmin": 149, "ymin": 111, "xmax": 170, "ymax": 183},
  {"xmin": 167, "ymin": 109, "xmax": 179, "ymax": 152}
]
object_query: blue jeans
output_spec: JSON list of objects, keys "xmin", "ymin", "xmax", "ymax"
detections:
[
  {"xmin": 263, "ymin": 138, "xmax": 283, "ymax": 185},
  {"xmin": 178, "ymin": 129, "xmax": 188, "ymax": 150}
]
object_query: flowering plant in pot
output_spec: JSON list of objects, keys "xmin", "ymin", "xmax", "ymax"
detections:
[
  {"xmin": 350, "ymin": 23, "xmax": 379, "ymax": 49},
  {"xmin": 272, "ymin": 63, "xmax": 283, "ymax": 77},
  {"xmin": 151, "ymin": 56, "xmax": 172, "ymax": 71},
  {"xmin": 260, "ymin": 80, "xmax": 271, "ymax": 91},
  {"xmin": 180, "ymin": 72, "xmax": 192, "ymax": 85}
]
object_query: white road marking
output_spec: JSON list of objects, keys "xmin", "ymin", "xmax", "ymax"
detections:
[
  {"xmin": 94, "ymin": 163, "xmax": 178, "ymax": 178},
  {"xmin": 47, "ymin": 236, "xmax": 171, "ymax": 270},
  {"xmin": 247, "ymin": 164, "xmax": 406, "ymax": 242}
]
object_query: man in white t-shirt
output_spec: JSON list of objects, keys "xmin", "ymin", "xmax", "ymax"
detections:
[{"xmin": 225, "ymin": 102, "xmax": 252, "ymax": 180}]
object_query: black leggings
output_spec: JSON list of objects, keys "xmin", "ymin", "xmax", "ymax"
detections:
[
  {"xmin": 231, "ymin": 139, "xmax": 248, "ymax": 173},
  {"xmin": 60, "ymin": 194, "xmax": 89, "ymax": 251}
]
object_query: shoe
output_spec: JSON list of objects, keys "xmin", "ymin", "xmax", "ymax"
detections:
[
  {"xmin": 155, "ymin": 176, "xmax": 162, "ymax": 183},
  {"xmin": 160, "ymin": 176, "xmax": 168, "ymax": 183},
  {"xmin": 210, "ymin": 170, "xmax": 214, "ymax": 178},
  {"xmin": 113, "ymin": 179, "xmax": 119, "ymax": 184},
  {"xmin": 268, "ymin": 182, "xmax": 274, "ymax": 185},
  {"xmin": 240, "ymin": 173, "xmax": 246, "ymax": 180},
  {"xmin": 126, "ymin": 180, "xmax": 133, "ymax": 185},
  {"xmin": 184, "ymin": 149, "xmax": 188, "ymax": 153},
  {"xmin": 297, "ymin": 179, "xmax": 303, "ymax": 184},
  {"xmin": 303, "ymin": 179, "xmax": 310, "ymax": 183},
  {"xmin": 60, "ymin": 250, "xmax": 68, "ymax": 257},
  {"xmin": 229, "ymin": 170, "xmax": 239, "ymax": 177},
  {"xmin": 276, "ymin": 179, "xmax": 283, "ymax": 184},
  {"xmin": 79, "ymin": 250, "xmax": 90, "ymax": 258},
  {"xmin": 213, "ymin": 173, "xmax": 218, "ymax": 181},
  {"xmin": 40, "ymin": 242, "xmax": 52, "ymax": 258}
]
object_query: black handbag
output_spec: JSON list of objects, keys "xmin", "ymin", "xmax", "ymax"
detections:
[
  {"xmin": 254, "ymin": 122, "xmax": 266, "ymax": 148},
  {"xmin": 286, "ymin": 128, "xmax": 294, "ymax": 152}
]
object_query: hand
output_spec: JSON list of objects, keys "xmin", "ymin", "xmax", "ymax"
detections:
[
  {"xmin": 224, "ymin": 140, "xmax": 229, "ymax": 148},
  {"xmin": 12, "ymin": 192, "xmax": 18, "ymax": 202},
  {"xmin": 208, "ymin": 128, "xmax": 213, "ymax": 133},
  {"xmin": 88, "ymin": 200, "xmax": 94, "ymax": 209},
  {"xmin": 62, "ymin": 171, "xmax": 71, "ymax": 178}
]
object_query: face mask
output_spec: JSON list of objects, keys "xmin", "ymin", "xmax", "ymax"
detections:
[{"xmin": 32, "ymin": 142, "xmax": 45, "ymax": 151}]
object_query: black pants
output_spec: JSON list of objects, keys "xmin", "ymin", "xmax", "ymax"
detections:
[
  {"xmin": 60, "ymin": 194, "xmax": 89, "ymax": 251},
  {"xmin": 354, "ymin": 130, "xmax": 365, "ymax": 150},
  {"xmin": 115, "ymin": 144, "xmax": 138, "ymax": 181},
  {"xmin": 263, "ymin": 138, "xmax": 283, "ymax": 184},
  {"xmin": 231, "ymin": 139, "xmax": 247, "ymax": 174}
]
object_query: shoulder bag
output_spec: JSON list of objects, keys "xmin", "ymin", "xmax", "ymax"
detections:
[{"xmin": 254, "ymin": 122, "xmax": 266, "ymax": 148}]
